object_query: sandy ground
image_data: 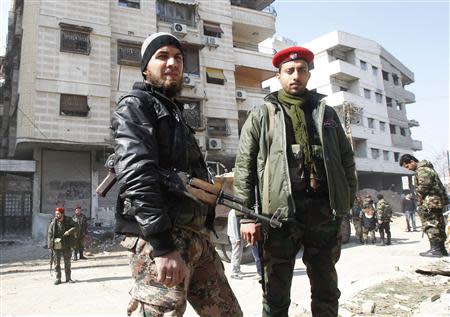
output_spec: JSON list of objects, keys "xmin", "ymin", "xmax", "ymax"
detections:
[{"xmin": 1, "ymin": 215, "xmax": 449, "ymax": 317}]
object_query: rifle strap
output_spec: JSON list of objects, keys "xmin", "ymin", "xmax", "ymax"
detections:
[{"xmin": 262, "ymin": 102, "xmax": 275, "ymax": 214}]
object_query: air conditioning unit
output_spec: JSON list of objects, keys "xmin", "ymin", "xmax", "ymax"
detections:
[
  {"xmin": 205, "ymin": 36, "xmax": 219, "ymax": 48},
  {"xmin": 208, "ymin": 138, "xmax": 222, "ymax": 150},
  {"xmin": 236, "ymin": 89, "xmax": 247, "ymax": 100},
  {"xmin": 183, "ymin": 74, "xmax": 195, "ymax": 87},
  {"xmin": 195, "ymin": 135, "xmax": 206, "ymax": 150},
  {"xmin": 172, "ymin": 23, "xmax": 187, "ymax": 36}
]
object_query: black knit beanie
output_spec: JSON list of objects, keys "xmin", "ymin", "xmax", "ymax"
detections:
[{"xmin": 140, "ymin": 32, "xmax": 183, "ymax": 77}]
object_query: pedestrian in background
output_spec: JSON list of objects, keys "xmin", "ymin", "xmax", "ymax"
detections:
[
  {"xmin": 360, "ymin": 202, "xmax": 377, "ymax": 245},
  {"xmin": 400, "ymin": 154, "xmax": 448, "ymax": 257},
  {"xmin": 48, "ymin": 207, "xmax": 76, "ymax": 285},
  {"xmin": 352, "ymin": 195, "xmax": 363, "ymax": 243},
  {"xmin": 376, "ymin": 194, "xmax": 392, "ymax": 246},
  {"xmin": 72, "ymin": 205, "xmax": 88, "ymax": 260},
  {"xmin": 401, "ymin": 191, "xmax": 417, "ymax": 231},
  {"xmin": 227, "ymin": 209, "xmax": 243, "ymax": 279}
]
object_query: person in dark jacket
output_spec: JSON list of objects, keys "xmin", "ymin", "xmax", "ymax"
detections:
[
  {"xmin": 234, "ymin": 46, "xmax": 357, "ymax": 317},
  {"xmin": 72, "ymin": 205, "xmax": 88, "ymax": 260},
  {"xmin": 111, "ymin": 32, "xmax": 242, "ymax": 317},
  {"xmin": 401, "ymin": 191, "xmax": 417, "ymax": 231},
  {"xmin": 48, "ymin": 207, "xmax": 76, "ymax": 285}
]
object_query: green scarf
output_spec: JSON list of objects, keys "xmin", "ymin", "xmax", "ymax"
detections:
[{"xmin": 277, "ymin": 89, "xmax": 314, "ymax": 172}]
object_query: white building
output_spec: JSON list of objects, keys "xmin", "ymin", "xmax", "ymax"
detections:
[
  {"xmin": 264, "ymin": 31, "xmax": 419, "ymax": 191},
  {"xmin": 1, "ymin": 0, "xmax": 277, "ymax": 237}
]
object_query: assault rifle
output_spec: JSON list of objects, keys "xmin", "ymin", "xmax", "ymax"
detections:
[{"xmin": 96, "ymin": 154, "xmax": 283, "ymax": 228}]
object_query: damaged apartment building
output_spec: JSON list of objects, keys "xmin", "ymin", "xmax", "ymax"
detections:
[
  {"xmin": 1, "ymin": 0, "xmax": 277, "ymax": 238},
  {"xmin": 265, "ymin": 31, "xmax": 420, "ymax": 192}
]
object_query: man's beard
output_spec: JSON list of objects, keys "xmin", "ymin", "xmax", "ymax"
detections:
[{"xmin": 147, "ymin": 73, "xmax": 183, "ymax": 98}]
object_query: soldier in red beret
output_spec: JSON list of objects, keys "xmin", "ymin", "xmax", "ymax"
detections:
[
  {"xmin": 234, "ymin": 46, "xmax": 357, "ymax": 316},
  {"xmin": 47, "ymin": 207, "xmax": 76, "ymax": 284}
]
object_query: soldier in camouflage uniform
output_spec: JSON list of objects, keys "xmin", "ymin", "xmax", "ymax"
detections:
[
  {"xmin": 400, "ymin": 154, "xmax": 449, "ymax": 257},
  {"xmin": 72, "ymin": 205, "xmax": 88, "ymax": 260},
  {"xmin": 112, "ymin": 33, "xmax": 242, "ymax": 316},
  {"xmin": 375, "ymin": 194, "xmax": 392, "ymax": 246},
  {"xmin": 351, "ymin": 196, "xmax": 363, "ymax": 243},
  {"xmin": 234, "ymin": 46, "xmax": 357, "ymax": 317},
  {"xmin": 48, "ymin": 207, "xmax": 76, "ymax": 284}
]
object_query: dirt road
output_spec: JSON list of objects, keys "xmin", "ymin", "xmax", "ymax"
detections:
[{"xmin": 1, "ymin": 216, "xmax": 449, "ymax": 317}]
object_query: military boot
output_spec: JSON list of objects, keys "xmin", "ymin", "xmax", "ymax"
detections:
[
  {"xmin": 377, "ymin": 232, "xmax": 385, "ymax": 246},
  {"xmin": 54, "ymin": 279, "xmax": 61, "ymax": 285},
  {"xmin": 79, "ymin": 250, "xmax": 87, "ymax": 260},
  {"xmin": 419, "ymin": 240, "xmax": 443, "ymax": 258},
  {"xmin": 65, "ymin": 270, "xmax": 74, "ymax": 283},
  {"xmin": 386, "ymin": 233, "xmax": 392, "ymax": 245}
]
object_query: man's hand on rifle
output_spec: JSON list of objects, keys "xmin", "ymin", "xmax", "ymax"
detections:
[
  {"xmin": 154, "ymin": 250, "xmax": 186, "ymax": 288},
  {"xmin": 240, "ymin": 223, "xmax": 262, "ymax": 246}
]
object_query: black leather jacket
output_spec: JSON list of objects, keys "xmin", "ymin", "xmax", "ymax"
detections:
[{"xmin": 111, "ymin": 82, "xmax": 213, "ymax": 256}]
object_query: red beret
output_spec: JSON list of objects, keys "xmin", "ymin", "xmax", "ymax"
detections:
[
  {"xmin": 272, "ymin": 46, "xmax": 314, "ymax": 68},
  {"xmin": 55, "ymin": 207, "xmax": 65, "ymax": 213}
]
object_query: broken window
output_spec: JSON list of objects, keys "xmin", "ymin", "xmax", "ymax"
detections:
[
  {"xmin": 156, "ymin": 0, "xmax": 196, "ymax": 26},
  {"xmin": 203, "ymin": 21, "xmax": 223, "ymax": 38},
  {"xmin": 389, "ymin": 124, "xmax": 396, "ymax": 134},
  {"xmin": 59, "ymin": 23, "xmax": 92, "ymax": 55},
  {"xmin": 207, "ymin": 117, "xmax": 230, "ymax": 136},
  {"xmin": 360, "ymin": 60, "xmax": 367, "ymax": 70},
  {"xmin": 118, "ymin": 0, "xmax": 140, "ymax": 9},
  {"xmin": 117, "ymin": 40, "xmax": 141, "ymax": 67},
  {"xmin": 60, "ymin": 94, "xmax": 90, "ymax": 117},
  {"xmin": 182, "ymin": 46, "xmax": 200, "ymax": 75},
  {"xmin": 382, "ymin": 70, "xmax": 389, "ymax": 81},
  {"xmin": 375, "ymin": 92, "xmax": 383, "ymax": 103}
]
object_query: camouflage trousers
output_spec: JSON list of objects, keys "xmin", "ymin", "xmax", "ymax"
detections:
[
  {"xmin": 262, "ymin": 195, "xmax": 342, "ymax": 317},
  {"xmin": 418, "ymin": 207, "xmax": 446, "ymax": 243},
  {"xmin": 54, "ymin": 249, "xmax": 72, "ymax": 280},
  {"xmin": 352, "ymin": 217, "xmax": 363, "ymax": 242},
  {"xmin": 126, "ymin": 227, "xmax": 242, "ymax": 317},
  {"xmin": 361, "ymin": 227, "xmax": 376, "ymax": 243}
]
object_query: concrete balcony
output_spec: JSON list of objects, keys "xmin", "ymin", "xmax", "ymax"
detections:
[
  {"xmin": 231, "ymin": 5, "xmax": 275, "ymax": 44},
  {"xmin": 412, "ymin": 139, "xmax": 423, "ymax": 151},
  {"xmin": 408, "ymin": 119, "xmax": 420, "ymax": 127},
  {"xmin": 325, "ymin": 91, "xmax": 365, "ymax": 108},
  {"xmin": 355, "ymin": 157, "xmax": 408, "ymax": 174},
  {"xmin": 328, "ymin": 59, "xmax": 360, "ymax": 82},
  {"xmin": 396, "ymin": 87, "xmax": 416, "ymax": 104},
  {"xmin": 233, "ymin": 44, "xmax": 276, "ymax": 74},
  {"xmin": 230, "ymin": 0, "xmax": 275, "ymax": 10},
  {"xmin": 235, "ymin": 86, "xmax": 269, "ymax": 111}
]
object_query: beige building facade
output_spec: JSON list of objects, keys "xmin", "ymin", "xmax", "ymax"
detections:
[{"xmin": 1, "ymin": 0, "xmax": 276, "ymax": 238}]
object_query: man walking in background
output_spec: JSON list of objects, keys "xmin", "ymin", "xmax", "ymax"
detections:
[{"xmin": 401, "ymin": 191, "xmax": 417, "ymax": 232}]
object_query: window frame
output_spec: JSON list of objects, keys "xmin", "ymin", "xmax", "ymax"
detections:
[
  {"xmin": 360, "ymin": 60, "xmax": 367, "ymax": 71},
  {"xmin": 156, "ymin": 0, "xmax": 196, "ymax": 26},
  {"xmin": 206, "ymin": 67, "xmax": 225, "ymax": 85},
  {"xmin": 363, "ymin": 88, "xmax": 371, "ymax": 99},
  {"xmin": 203, "ymin": 21, "xmax": 223, "ymax": 38},
  {"xmin": 60, "ymin": 94, "xmax": 90, "ymax": 117},
  {"xmin": 118, "ymin": 0, "xmax": 140, "ymax": 9},
  {"xmin": 59, "ymin": 22, "xmax": 92, "ymax": 55},
  {"xmin": 117, "ymin": 40, "xmax": 142, "ymax": 67},
  {"xmin": 207, "ymin": 117, "xmax": 231, "ymax": 136}
]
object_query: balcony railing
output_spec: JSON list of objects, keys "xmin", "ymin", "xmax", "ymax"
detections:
[{"xmin": 233, "ymin": 41, "xmax": 275, "ymax": 54}]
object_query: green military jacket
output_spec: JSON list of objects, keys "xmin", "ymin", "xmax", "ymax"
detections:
[
  {"xmin": 414, "ymin": 160, "xmax": 449, "ymax": 210},
  {"xmin": 48, "ymin": 216, "xmax": 76, "ymax": 250},
  {"xmin": 72, "ymin": 213, "xmax": 88, "ymax": 238},
  {"xmin": 234, "ymin": 91, "xmax": 357, "ymax": 219},
  {"xmin": 376, "ymin": 198, "xmax": 392, "ymax": 222}
]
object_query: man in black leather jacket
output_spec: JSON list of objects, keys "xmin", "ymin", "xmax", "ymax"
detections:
[{"xmin": 111, "ymin": 32, "xmax": 242, "ymax": 317}]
